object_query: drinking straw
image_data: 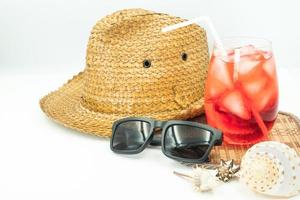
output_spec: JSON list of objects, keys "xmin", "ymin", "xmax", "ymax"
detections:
[
  {"xmin": 251, "ymin": 107, "xmax": 268, "ymax": 137},
  {"xmin": 162, "ymin": 16, "xmax": 227, "ymax": 56},
  {"xmin": 238, "ymin": 82, "xmax": 269, "ymax": 137},
  {"xmin": 233, "ymin": 49, "xmax": 240, "ymax": 82}
]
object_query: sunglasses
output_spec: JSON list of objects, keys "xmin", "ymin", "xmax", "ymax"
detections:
[{"xmin": 110, "ymin": 117, "xmax": 222, "ymax": 163}]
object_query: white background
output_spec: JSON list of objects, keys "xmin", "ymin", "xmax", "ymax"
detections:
[{"xmin": 0, "ymin": 0, "xmax": 300, "ymax": 200}]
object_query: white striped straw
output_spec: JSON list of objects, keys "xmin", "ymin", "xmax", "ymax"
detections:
[
  {"xmin": 233, "ymin": 48, "xmax": 240, "ymax": 81},
  {"xmin": 162, "ymin": 16, "xmax": 227, "ymax": 56}
]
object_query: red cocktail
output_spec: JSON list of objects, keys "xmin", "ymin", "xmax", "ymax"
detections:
[{"xmin": 205, "ymin": 37, "xmax": 279, "ymax": 145}]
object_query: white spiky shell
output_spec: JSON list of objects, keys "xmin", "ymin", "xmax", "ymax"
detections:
[
  {"xmin": 191, "ymin": 166, "xmax": 219, "ymax": 192},
  {"xmin": 240, "ymin": 141, "xmax": 300, "ymax": 198}
]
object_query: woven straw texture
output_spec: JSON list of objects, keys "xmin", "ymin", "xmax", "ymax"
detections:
[
  {"xmin": 40, "ymin": 8, "xmax": 209, "ymax": 137},
  {"xmin": 194, "ymin": 111, "xmax": 300, "ymax": 164}
]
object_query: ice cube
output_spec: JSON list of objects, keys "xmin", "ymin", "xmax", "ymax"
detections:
[
  {"xmin": 218, "ymin": 89, "xmax": 251, "ymax": 120},
  {"xmin": 262, "ymin": 55, "xmax": 277, "ymax": 78},
  {"xmin": 262, "ymin": 50, "xmax": 272, "ymax": 60},
  {"xmin": 252, "ymin": 83, "xmax": 278, "ymax": 112},
  {"xmin": 240, "ymin": 45, "xmax": 256, "ymax": 57},
  {"xmin": 206, "ymin": 56, "xmax": 234, "ymax": 99},
  {"xmin": 211, "ymin": 56, "xmax": 234, "ymax": 87},
  {"xmin": 238, "ymin": 55, "xmax": 263, "ymax": 75},
  {"xmin": 242, "ymin": 72, "xmax": 268, "ymax": 97},
  {"xmin": 206, "ymin": 79, "xmax": 228, "ymax": 99},
  {"xmin": 237, "ymin": 46, "xmax": 266, "ymax": 76}
]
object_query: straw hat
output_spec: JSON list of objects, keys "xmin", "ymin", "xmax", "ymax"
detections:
[{"xmin": 40, "ymin": 8, "xmax": 209, "ymax": 137}]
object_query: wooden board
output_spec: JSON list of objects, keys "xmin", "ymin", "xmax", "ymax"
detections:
[{"xmin": 193, "ymin": 111, "xmax": 300, "ymax": 164}]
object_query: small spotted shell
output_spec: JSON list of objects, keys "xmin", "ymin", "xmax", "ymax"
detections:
[{"xmin": 240, "ymin": 141, "xmax": 300, "ymax": 198}]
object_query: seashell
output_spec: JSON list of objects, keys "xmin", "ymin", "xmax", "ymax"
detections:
[
  {"xmin": 191, "ymin": 165, "xmax": 219, "ymax": 192},
  {"xmin": 174, "ymin": 166, "xmax": 219, "ymax": 192},
  {"xmin": 240, "ymin": 141, "xmax": 300, "ymax": 198}
]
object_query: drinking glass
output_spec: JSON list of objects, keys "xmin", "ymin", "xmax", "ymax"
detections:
[{"xmin": 204, "ymin": 37, "xmax": 279, "ymax": 145}]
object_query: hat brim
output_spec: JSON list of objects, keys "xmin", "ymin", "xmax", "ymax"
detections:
[{"xmin": 40, "ymin": 71, "xmax": 205, "ymax": 137}]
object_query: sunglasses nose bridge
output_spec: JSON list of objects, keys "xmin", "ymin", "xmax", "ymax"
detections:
[
  {"xmin": 153, "ymin": 121, "xmax": 166, "ymax": 128},
  {"xmin": 149, "ymin": 121, "xmax": 166, "ymax": 147}
]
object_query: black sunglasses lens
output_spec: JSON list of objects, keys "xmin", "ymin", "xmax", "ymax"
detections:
[
  {"xmin": 112, "ymin": 121, "xmax": 151, "ymax": 152},
  {"xmin": 164, "ymin": 125, "xmax": 212, "ymax": 159}
]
